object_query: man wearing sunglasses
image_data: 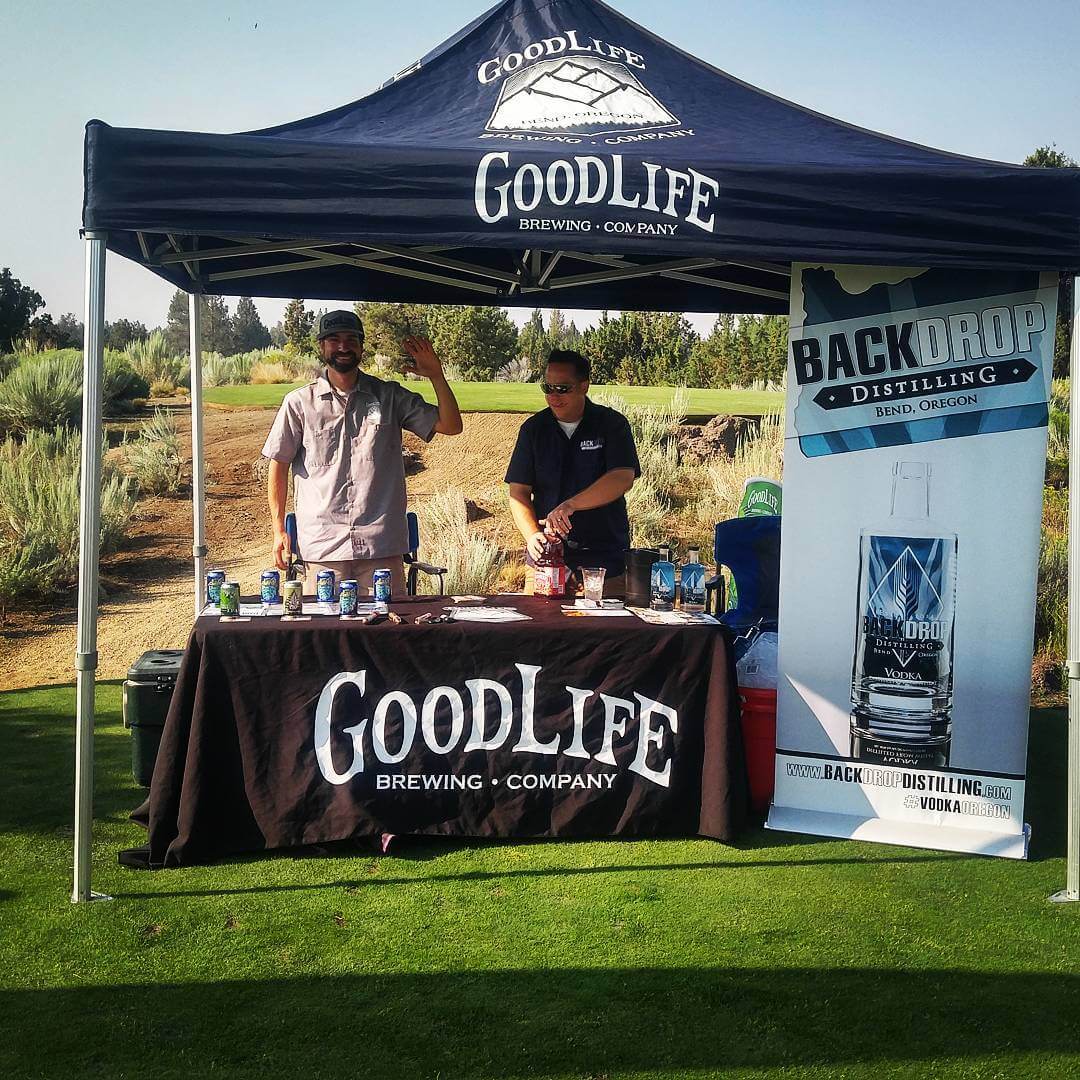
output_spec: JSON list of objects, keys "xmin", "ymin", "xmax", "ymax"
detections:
[{"xmin": 505, "ymin": 349, "xmax": 640, "ymax": 595}]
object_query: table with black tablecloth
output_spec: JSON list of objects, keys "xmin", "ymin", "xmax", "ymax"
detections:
[{"xmin": 133, "ymin": 596, "xmax": 747, "ymax": 867}]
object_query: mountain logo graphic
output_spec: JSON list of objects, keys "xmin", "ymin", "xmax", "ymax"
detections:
[
  {"xmin": 867, "ymin": 545, "xmax": 942, "ymax": 669},
  {"xmin": 486, "ymin": 56, "xmax": 679, "ymax": 136}
]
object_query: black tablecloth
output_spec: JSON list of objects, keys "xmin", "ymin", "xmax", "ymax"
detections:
[{"xmin": 133, "ymin": 597, "xmax": 747, "ymax": 866}]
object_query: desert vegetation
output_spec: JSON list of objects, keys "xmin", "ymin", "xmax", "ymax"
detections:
[{"xmin": 0, "ymin": 302, "xmax": 1069, "ymax": 696}]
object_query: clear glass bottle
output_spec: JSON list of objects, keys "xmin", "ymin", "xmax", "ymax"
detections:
[
  {"xmin": 650, "ymin": 544, "xmax": 676, "ymax": 611},
  {"xmin": 850, "ymin": 461, "xmax": 957, "ymax": 768},
  {"xmin": 680, "ymin": 546, "xmax": 706, "ymax": 612}
]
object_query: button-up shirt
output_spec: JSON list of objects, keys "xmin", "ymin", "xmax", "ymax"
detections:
[
  {"xmin": 504, "ymin": 398, "xmax": 640, "ymax": 574},
  {"xmin": 262, "ymin": 369, "xmax": 440, "ymax": 562}
]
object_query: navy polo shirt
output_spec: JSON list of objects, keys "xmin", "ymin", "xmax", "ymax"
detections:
[{"xmin": 505, "ymin": 398, "xmax": 640, "ymax": 575}]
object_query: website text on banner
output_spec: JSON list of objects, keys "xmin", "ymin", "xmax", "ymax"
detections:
[{"xmin": 768, "ymin": 264, "xmax": 1057, "ymax": 859}]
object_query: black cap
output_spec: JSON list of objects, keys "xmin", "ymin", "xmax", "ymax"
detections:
[{"xmin": 317, "ymin": 310, "xmax": 364, "ymax": 340}]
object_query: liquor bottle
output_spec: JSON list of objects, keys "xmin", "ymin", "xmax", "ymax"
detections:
[
  {"xmin": 680, "ymin": 546, "xmax": 706, "ymax": 612},
  {"xmin": 533, "ymin": 537, "xmax": 568, "ymax": 597},
  {"xmin": 850, "ymin": 461, "xmax": 957, "ymax": 768},
  {"xmin": 650, "ymin": 544, "xmax": 676, "ymax": 611}
]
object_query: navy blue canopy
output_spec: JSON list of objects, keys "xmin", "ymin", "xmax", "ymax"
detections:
[{"xmin": 83, "ymin": 0, "xmax": 1080, "ymax": 313}]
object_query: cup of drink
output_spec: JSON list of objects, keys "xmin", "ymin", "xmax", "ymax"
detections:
[{"xmin": 580, "ymin": 567, "xmax": 606, "ymax": 606}]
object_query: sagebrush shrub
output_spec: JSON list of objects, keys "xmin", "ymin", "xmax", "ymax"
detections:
[
  {"xmin": 249, "ymin": 361, "xmax": 293, "ymax": 385},
  {"xmin": 0, "ymin": 353, "xmax": 82, "ymax": 434},
  {"xmin": 414, "ymin": 487, "xmax": 504, "ymax": 595},
  {"xmin": 0, "ymin": 426, "xmax": 135, "ymax": 608},
  {"xmin": 124, "ymin": 409, "xmax": 183, "ymax": 495}
]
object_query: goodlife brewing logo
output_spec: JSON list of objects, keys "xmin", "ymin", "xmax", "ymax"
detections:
[
  {"xmin": 487, "ymin": 55, "xmax": 679, "ymax": 137},
  {"xmin": 478, "ymin": 30, "xmax": 682, "ymax": 138},
  {"xmin": 473, "ymin": 30, "xmax": 719, "ymax": 236}
]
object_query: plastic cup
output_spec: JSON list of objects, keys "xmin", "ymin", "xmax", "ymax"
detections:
[{"xmin": 580, "ymin": 567, "xmax": 606, "ymax": 606}]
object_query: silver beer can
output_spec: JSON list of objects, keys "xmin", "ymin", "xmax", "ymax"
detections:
[{"xmin": 283, "ymin": 579, "xmax": 303, "ymax": 615}]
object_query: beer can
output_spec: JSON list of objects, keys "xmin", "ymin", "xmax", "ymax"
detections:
[
  {"xmin": 373, "ymin": 569, "xmax": 392, "ymax": 608},
  {"xmin": 260, "ymin": 569, "xmax": 281, "ymax": 604},
  {"xmin": 738, "ymin": 476, "xmax": 782, "ymax": 518},
  {"xmin": 219, "ymin": 582, "xmax": 240, "ymax": 616},
  {"xmin": 339, "ymin": 579, "xmax": 358, "ymax": 616},
  {"xmin": 283, "ymin": 579, "xmax": 303, "ymax": 615},
  {"xmin": 205, "ymin": 569, "xmax": 226, "ymax": 606},
  {"xmin": 316, "ymin": 569, "xmax": 336, "ymax": 603}
]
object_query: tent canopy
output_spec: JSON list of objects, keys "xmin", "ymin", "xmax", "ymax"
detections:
[{"xmin": 83, "ymin": 0, "xmax": 1080, "ymax": 314}]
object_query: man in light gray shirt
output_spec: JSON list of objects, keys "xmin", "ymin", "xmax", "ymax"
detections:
[{"xmin": 262, "ymin": 310, "xmax": 462, "ymax": 596}]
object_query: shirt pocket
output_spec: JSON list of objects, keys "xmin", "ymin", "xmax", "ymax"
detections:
[
  {"xmin": 351, "ymin": 420, "xmax": 386, "ymax": 461},
  {"xmin": 306, "ymin": 422, "xmax": 342, "ymax": 468},
  {"xmin": 575, "ymin": 442, "xmax": 607, "ymax": 486}
]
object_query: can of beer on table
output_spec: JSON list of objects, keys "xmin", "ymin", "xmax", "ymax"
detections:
[
  {"xmin": 219, "ymin": 582, "xmax": 240, "ymax": 616},
  {"xmin": 339, "ymin": 579, "xmax": 358, "ymax": 616},
  {"xmin": 372, "ymin": 568, "xmax": 392, "ymax": 612},
  {"xmin": 316, "ymin": 569, "xmax": 336, "ymax": 603},
  {"xmin": 205, "ymin": 569, "xmax": 226, "ymax": 607},
  {"xmin": 283, "ymin": 578, "xmax": 303, "ymax": 615},
  {"xmin": 260, "ymin": 569, "xmax": 281, "ymax": 604}
]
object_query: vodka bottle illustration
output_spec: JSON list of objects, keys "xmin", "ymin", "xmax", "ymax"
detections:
[
  {"xmin": 680, "ymin": 546, "xmax": 706, "ymax": 612},
  {"xmin": 650, "ymin": 544, "xmax": 676, "ymax": 611},
  {"xmin": 850, "ymin": 461, "xmax": 957, "ymax": 768}
]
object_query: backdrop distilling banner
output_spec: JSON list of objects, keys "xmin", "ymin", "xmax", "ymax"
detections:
[{"xmin": 768, "ymin": 264, "xmax": 1058, "ymax": 858}]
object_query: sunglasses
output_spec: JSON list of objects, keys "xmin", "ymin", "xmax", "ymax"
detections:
[{"xmin": 541, "ymin": 382, "xmax": 576, "ymax": 395}]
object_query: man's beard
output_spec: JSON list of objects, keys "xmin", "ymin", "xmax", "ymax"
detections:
[{"xmin": 327, "ymin": 352, "xmax": 360, "ymax": 373}]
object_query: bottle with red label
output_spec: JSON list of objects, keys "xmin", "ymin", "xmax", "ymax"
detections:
[{"xmin": 533, "ymin": 536, "xmax": 568, "ymax": 597}]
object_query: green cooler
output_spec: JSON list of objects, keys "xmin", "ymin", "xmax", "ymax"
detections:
[{"xmin": 123, "ymin": 650, "xmax": 184, "ymax": 787}]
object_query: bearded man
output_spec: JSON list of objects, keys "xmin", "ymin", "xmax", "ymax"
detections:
[{"xmin": 262, "ymin": 310, "xmax": 462, "ymax": 595}]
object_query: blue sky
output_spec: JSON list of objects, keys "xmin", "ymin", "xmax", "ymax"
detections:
[{"xmin": 1, "ymin": 0, "xmax": 1077, "ymax": 334}]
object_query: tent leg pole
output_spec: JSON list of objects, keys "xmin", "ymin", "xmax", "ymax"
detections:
[
  {"xmin": 189, "ymin": 294, "xmax": 207, "ymax": 616},
  {"xmin": 73, "ymin": 232, "xmax": 110, "ymax": 904},
  {"xmin": 1053, "ymin": 275, "xmax": 1080, "ymax": 903}
]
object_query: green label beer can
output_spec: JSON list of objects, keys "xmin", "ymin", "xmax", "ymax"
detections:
[
  {"xmin": 219, "ymin": 582, "xmax": 240, "ymax": 616},
  {"xmin": 738, "ymin": 476, "xmax": 782, "ymax": 518}
]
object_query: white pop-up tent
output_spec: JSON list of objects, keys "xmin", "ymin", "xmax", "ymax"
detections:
[{"xmin": 73, "ymin": 0, "xmax": 1080, "ymax": 901}]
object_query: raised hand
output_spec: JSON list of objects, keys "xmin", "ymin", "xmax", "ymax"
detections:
[{"xmin": 401, "ymin": 335, "xmax": 444, "ymax": 380}]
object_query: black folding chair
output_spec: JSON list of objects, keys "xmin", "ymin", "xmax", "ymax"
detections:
[
  {"xmin": 284, "ymin": 511, "xmax": 446, "ymax": 595},
  {"xmin": 405, "ymin": 510, "xmax": 447, "ymax": 596}
]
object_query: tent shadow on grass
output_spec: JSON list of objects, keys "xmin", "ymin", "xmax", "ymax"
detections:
[{"xmin": 3, "ymin": 968, "xmax": 1078, "ymax": 1076}]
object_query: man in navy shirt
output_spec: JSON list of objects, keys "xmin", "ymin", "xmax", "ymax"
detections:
[{"xmin": 505, "ymin": 349, "xmax": 640, "ymax": 594}]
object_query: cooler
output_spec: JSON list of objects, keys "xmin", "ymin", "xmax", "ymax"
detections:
[
  {"xmin": 715, "ymin": 516, "xmax": 782, "ymax": 816},
  {"xmin": 123, "ymin": 649, "xmax": 183, "ymax": 786},
  {"xmin": 738, "ymin": 686, "xmax": 778, "ymax": 815}
]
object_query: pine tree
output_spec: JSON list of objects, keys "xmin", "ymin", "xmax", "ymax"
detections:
[
  {"xmin": 231, "ymin": 296, "xmax": 271, "ymax": 352},
  {"xmin": 354, "ymin": 302, "xmax": 428, "ymax": 365},
  {"xmin": 282, "ymin": 299, "xmax": 315, "ymax": 351},
  {"xmin": 164, "ymin": 289, "xmax": 189, "ymax": 355},
  {"xmin": 426, "ymin": 305, "xmax": 518, "ymax": 380},
  {"xmin": 517, "ymin": 309, "xmax": 547, "ymax": 378},
  {"xmin": 201, "ymin": 296, "xmax": 233, "ymax": 354}
]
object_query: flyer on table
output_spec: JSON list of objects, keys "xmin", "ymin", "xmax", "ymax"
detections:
[{"xmin": 768, "ymin": 264, "xmax": 1058, "ymax": 858}]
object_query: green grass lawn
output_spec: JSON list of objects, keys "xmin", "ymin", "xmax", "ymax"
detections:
[
  {"xmin": 205, "ymin": 380, "xmax": 783, "ymax": 416},
  {"xmin": 1, "ymin": 683, "xmax": 1077, "ymax": 1079}
]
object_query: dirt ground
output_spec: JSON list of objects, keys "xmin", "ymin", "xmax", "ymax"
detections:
[{"xmin": 0, "ymin": 408, "xmax": 527, "ymax": 691}]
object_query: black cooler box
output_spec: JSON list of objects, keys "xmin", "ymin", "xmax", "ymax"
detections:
[{"xmin": 123, "ymin": 650, "xmax": 184, "ymax": 786}]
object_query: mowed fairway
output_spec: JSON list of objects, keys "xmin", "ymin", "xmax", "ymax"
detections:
[
  {"xmin": 1, "ymin": 683, "xmax": 1078, "ymax": 1079},
  {"xmin": 205, "ymin": 380, "xmax": 783, "ymax": 415}
]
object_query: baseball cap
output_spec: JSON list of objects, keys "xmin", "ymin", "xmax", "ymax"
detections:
[{"xmin": 317, "ymin": 310, "xmax": 364, "ymax": 340}]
